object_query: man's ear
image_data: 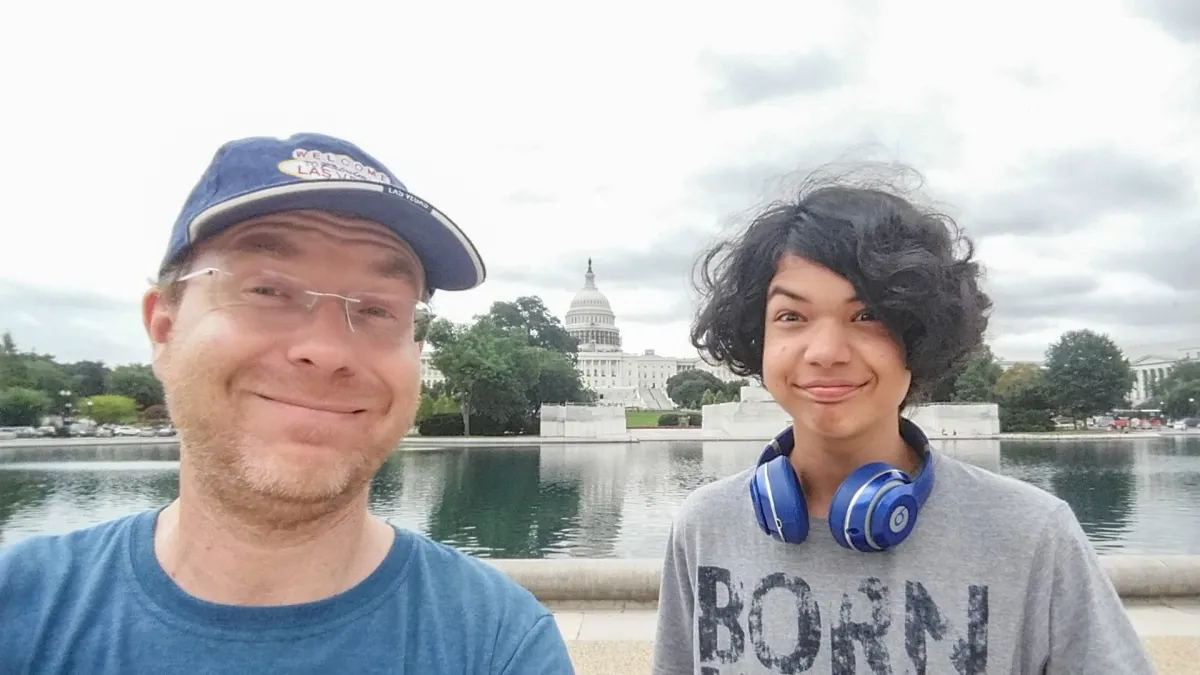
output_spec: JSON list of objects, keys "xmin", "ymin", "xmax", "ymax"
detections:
[{"xmin": 143, "ymin": 287, "xmax": 175, "ymax": 380}]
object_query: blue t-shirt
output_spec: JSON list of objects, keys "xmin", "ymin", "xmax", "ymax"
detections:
[{"xmin": 0, "ymin": 508, "xmax": 575, "ymax": 674}]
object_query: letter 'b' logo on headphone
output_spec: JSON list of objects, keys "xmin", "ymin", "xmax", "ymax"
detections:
[{"xmin": 890, "ymin": 506, "xmax": 910, "ymax": 533}]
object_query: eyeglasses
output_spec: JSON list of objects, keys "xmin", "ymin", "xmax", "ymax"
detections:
[{"xmin": 174, "ymin": 267, "xmax": 434, "ymax": 344}]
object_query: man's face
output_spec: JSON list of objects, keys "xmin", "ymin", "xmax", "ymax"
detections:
[
  {"xmin": 761, "ymin": 254, "xmax": 911, "ymax": 441},
  {"xmin": 144, "ymin": 210, "xmax": 426, "ymax": 510}
]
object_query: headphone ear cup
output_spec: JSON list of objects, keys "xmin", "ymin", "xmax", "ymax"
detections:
[
  {"xmin": 828, "ymin": 462, "xmax": 909, "ymax": 552},
  {"xmin": 752, "ymin": 455, "xmax": 809, "ymax": 544},
  {"xmin": 871, "ymin": 490, "xmax": 919, "ymax": 549},
  {"xmin": 750, "ymin": 465, "xmax": 772, "ymax": 535}
]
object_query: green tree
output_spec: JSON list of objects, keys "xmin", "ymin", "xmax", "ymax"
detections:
[
  {"xmin": 426, "ymin": 300, "xmax": 594, "ymax": 435},
  {"xmin": 950, "ymin": 346, "xmax": 1001, "ymax": 402},
  {"xmin": 666, "ymin": 370, "xmax": 725, "ymax": 409},
  {"xmin": 700, "ymin": 388, "xmax": 734, "ymax": 406},
  {"xmin": 1044, "ymin": 330, "xmax": 1134, "ymax": 424},
  {"xmin": 106, "ymin": 364, "xmax": 164, "ymax": 409},
  {"xmin": 24, "ymin": 357, "xmax": 70, "ymax": 396},
  {"xmin": 427, "ymin": 319, "xmax": 538, "ymax": 435},
  {"xmin": 929, "ymin": 362, "xmax": 970, "ymax": 402},
  {"xmin": 1163, "ymin": 381, "xmax": 1200, "ymax": 419},
  {"xmin": 1150, "ymin": 361, "xmax": 1200, "ymax": 418},
  {"xmin": 415, "ymin": 393, "xmax": 459, "ymax": 423},
  {"xmin": 0, "ymin": 387, "xmax": 53, "ymax": 426},
  {"xmin": 416, "ymin": 393, "xmax": 434, "ymax": 422},
  {"xmin": 721, "ymin": 379, "xmax": 749, "ymax": 400},
  {"xmin": 421, "ymin": 380, "xmax": 451, "ymax": 399},
  {"xmin": 85, "ymin": 394, "xmax": 140, "ymax": 425},
  {"xmin": 995, "ymin": 363, "xmax": 1052, "ymax": 407},
  {"xmin": 0, "ymin": 332, "xmax": 33, "ymax": 390},
  {"xmin": 994, "ymin": 363, "xmax": 1055, "ymax": 432},
  {"xmin": 482, "ymin": 296, "xmax": 578, "ymax": 357},
  {"xmin": 432, "ymin": 394, "xmax": 459, "ymax": 415},
  {"xmin": 63, "ymin": 360, "xmax": 110, "ymax": 398},
  {"xmin": 530, "ymin": 349, "xmax": 593, "ymax": 406}
]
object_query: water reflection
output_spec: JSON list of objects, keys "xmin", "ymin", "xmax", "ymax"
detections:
[
  {"xmin": 1001, "ymin": 441, "xmax": 1139, "ymax": 551},
  {"xmin": 2, "ymin": 437, "xmax": 1198, "ymax": 557}
]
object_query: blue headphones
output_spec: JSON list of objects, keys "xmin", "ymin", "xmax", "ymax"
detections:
[{"xmin": 749, "ymin": 417, "xmax": 936, "ymax": 552}]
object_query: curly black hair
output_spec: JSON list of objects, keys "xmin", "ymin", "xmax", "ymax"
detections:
[{"xmin": 690, "ymin": 163, "xmax": 992, "ymax": 407}]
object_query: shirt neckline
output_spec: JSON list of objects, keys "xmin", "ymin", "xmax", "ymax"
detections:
[{"xmin": 126, "ymin": 506, "xmax": 414, "ymax": 638}]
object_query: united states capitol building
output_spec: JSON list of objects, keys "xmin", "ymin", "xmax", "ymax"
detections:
[{"xmin": 420, "ymin": 260, "xmax": 742, "ymax": 410}]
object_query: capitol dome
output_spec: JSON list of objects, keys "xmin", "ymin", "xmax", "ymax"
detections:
[{"xmin": 565, "ymin": 259, "xmax": 622, "ymax": 352}]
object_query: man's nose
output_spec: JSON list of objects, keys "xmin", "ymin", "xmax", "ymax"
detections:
[{"xmin": 286, "ymin": 294, "xmax": 359, "ymax": 374}]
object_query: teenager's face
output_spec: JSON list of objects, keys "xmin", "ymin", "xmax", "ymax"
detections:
[{"xmin": 761, "ymin": 254, "xmax": 911, "ymax": 440}]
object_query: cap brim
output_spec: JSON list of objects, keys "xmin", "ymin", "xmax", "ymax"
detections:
[{"xmin": 181, "ymin": 181, "xmax": 486, "ymax": 292}]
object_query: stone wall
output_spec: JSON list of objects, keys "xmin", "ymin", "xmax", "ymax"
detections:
[
  {"xmin": 702, "ymin": 390, "xmax": 1001, "ymax": 439},
  {"xmin": 486, "ymin": 556, "xmax": 1200, "ymax": 603},
  {"xmin": 699, "ymin": 400, "xmax": 792, "ymax": 438},
  {"xmin": 905, "ymin": 402, "xmax": 1001, "ymax": 437},
  {"xmin": 540, "ymin": 404, "xmax": 628, "ymax": 438}
]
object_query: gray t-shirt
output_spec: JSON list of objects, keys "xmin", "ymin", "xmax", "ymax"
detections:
[{"xmin": 652, "ymin": 451, "xmax": 1155, "ymax": 674}]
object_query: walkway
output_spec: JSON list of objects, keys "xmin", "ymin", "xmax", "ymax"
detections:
[{"xmin": 556, "ymin": 599, "xmax": 1200, "ymax": 674}]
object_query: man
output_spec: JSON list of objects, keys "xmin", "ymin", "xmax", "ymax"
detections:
[
  {"xmin": 0, "ymin": 133, "xmax": 575, "ymax": 674},
  {"xmin": 652, "ymin": 168, "xmax": 1155, "ymax": 673}
]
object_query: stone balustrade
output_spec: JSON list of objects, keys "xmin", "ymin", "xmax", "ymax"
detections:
[{"xmin": 487, "ymin": 555, "xmax": 1200, "ymax": 604}]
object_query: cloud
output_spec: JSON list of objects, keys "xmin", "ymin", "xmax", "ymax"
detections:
[
  {"xmin": 1111, "ymin": 235, "xmax": 1200, "ymax": 292},
  {"xmin": 1135, "ymin": 0, "xmax": 1200, "ymax": 42},
  {"xmin": 489, "ymin": 228, "xmax": 711, "ymax": 295},
  {"xmin": 962, "ymin": 146, "xmax": 1196, "ymax": 237},
  {"xmin": 0, "ymin": 0, "xmax": 1196, "ymax": 367},
  {"xmin": 501, "ymin": 189, "xmax": 557, "ymax": 205},
  {"xmin": 697, "ymin": 50, "xmax": 859, "ymax": 108},
  {"xmin": 991, "ymin": 283, "xmax": 1200, "ymax": 331},
  {"xmin": 0, "ymin": 279, "xmax": 148, "ymax": 366}
]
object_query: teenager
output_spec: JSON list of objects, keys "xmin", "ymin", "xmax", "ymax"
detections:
[{"xmin": 652, "ymin": 167, "xmax": 1154, "ymax": 674}]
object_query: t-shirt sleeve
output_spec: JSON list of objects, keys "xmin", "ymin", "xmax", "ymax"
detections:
[
  {"xmin": 1041, "ymin": 501, "xmax": 1156, "ymax": 674},
  {"xmin": 652, "ymin": 518, "xmax": 695, "ymax": 675},
  {"xmin": 493, "ymin": 613, "xmax": 576, "ymax": 675}
]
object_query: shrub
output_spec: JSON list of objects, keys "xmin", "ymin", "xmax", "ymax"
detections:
[
  {"xmin": 415, "ymin": 412, "xmax": 520, "ymax": 437},
  {"xmin": 999, "ymin": 407, "xmax": 1055, "ymax": 432},
  {"xmin": 142, "ymin": 404, "xmax": 170, "ymax": 423},
  {"xmin": 0, "ymin": 387, "xmax": 52, "ymax": 427},
  {"xmin": 417, "ymin": 412, "xmax": 463, "ymax": 436},
  {"xmin": 657, "ymin": 412, "xmax": 681, "ymax": 427}
]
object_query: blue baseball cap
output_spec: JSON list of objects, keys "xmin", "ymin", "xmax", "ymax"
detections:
[{"xmin": 161, "ymin": 132, "xmax": 486, "ymax": 292}]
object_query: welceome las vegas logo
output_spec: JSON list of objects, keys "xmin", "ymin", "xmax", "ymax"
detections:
[{"xmin": 277, "ymin": 149, "xmax": 393, "ymax": 185}]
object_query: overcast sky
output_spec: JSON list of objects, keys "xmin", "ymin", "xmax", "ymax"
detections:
[{"xmin": 1, "ymin": 0, "xmax": 1197, "ymax": 368}]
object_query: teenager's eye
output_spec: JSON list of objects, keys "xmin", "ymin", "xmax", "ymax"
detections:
[
  {"xmin": 855, "ymin": 309, "xmax": 880, "ymax": 322},
  {"xmin": 775, "ymin": 311, "xmax": 802, "ymax": 322}
]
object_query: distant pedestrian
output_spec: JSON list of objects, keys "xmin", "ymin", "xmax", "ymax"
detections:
[{"xmin": 0, "ymin": 133, "xmax": 574, "ymax": 674}]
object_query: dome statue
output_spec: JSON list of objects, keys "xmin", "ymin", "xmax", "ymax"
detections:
[{"xmin": 565, "ymin": 259, "xmax": 622, "ymax": 352}]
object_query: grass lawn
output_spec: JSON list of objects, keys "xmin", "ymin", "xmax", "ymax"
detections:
[{"xmin": 625, "ymin": 410, "xmax": 676, "ymax": 428}]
